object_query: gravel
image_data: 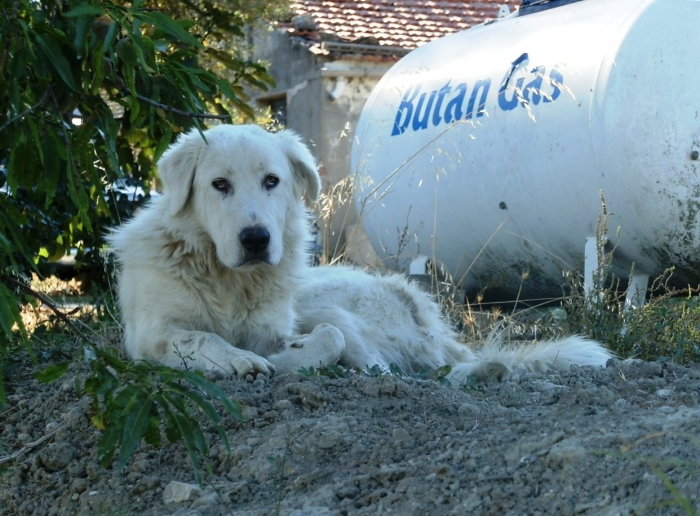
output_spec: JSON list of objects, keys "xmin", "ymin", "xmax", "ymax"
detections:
[{"xmin": 1, "ymin": 358, "xmax": 699, "ymax": 515}]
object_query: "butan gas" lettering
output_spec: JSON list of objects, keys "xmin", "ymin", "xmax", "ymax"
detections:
[{"xmin": 391, "ymin": 59, "xmax": 564, "ymax": 137}]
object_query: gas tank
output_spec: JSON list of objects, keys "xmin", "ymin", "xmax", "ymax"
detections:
[{"xmin": 351, "ymin": 0, "xmax": 700, "ymax": 300}]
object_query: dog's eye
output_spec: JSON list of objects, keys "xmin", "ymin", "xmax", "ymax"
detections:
[
  {"xmin": 264, "ymin": 175, "xmax": 279, "ymax": 190},
  {"xmin": 212, "ymin": 179, "xmax": 230, "ymax": 194}
]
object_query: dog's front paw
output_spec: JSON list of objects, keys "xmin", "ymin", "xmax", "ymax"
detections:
[
  {"xmin": 267, "ymin": 323, "xmax": 346, "ymax": 374},
  {"xmin": 203, "ymin": 349, "xmax": 275, "ymax": 377},
  {"xmin": 228, "ymin": 352, "xmax": 276, "ymax": 377}
]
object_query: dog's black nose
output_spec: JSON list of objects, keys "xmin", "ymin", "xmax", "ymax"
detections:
[{"xmin": 239, "ymin": 226, "xmax": 270, "ymax": 254}]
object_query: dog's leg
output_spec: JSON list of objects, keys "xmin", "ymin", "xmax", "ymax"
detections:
[
  {"xmin": 267, "ymin": 323, "xmax": 345, "ymax": 374},
  {"xmin": 447, "ymin": 335, "xmax": 612, "ymax": 386},
  {"xmin": 151, "ymin": 328, "xmax": 276, "ymax": 376},
  {"xmin": 447, "ymin": 361, "xmax": 512, "ymax": 386}
]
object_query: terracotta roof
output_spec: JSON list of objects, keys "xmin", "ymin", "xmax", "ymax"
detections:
[{"xmin": 283, "ymin": 0, "xmax": 521, "ymax": 50}]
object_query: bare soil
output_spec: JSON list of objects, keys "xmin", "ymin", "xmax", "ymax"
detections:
[{"xmin": 1, "ymin": 358, "xmax": 699, "ymax": 516}]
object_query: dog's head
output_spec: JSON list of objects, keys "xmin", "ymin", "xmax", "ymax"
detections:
[{"xmin": 157, "ymin": 125, "xmax": 321, "ymax": 268}]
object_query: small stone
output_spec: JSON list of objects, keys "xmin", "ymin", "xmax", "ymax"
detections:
[
  {"xmin": 337, "ymin": 483, "xmax": 360, "ymax": 500},
  {"xmin": 614, "ymin": 398, "xmax": 627, "ymax": 408},
  {"xmin": 547, "ymin": 439, "xmax": 586, "ymax": 468},
  {"xmin": 393, "ymin": 428, "xmax": 410, "ymax": 441},
  {"xmin": 71, "ymin": 478, "xmax": 88, "ymax": 494},
  {"xmin": 39, "ymin": 442, "xmax": 77, "ymax": 471},
  {"xmin": 241, "ymin": 406, "xmax": 259, "ymax": 419},
  {"xmin": 163, "ymin": 481, "xmax": 201, "ymax": 504},
  {"xmin": 273, "ymin": 399, "xmax": 294, "ymax": 411}
]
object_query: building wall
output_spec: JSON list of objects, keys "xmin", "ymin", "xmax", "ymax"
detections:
[
  {"xmin": 252, "ymin": 31, "xmax": 325, "ymax": 149},
  {"xmin": 318, "ymin": 73, "xmax": 383, "ymax": 260},
  {"xmin": 252, "ymin": 30, "xmax": 389, "ymax": 263}
]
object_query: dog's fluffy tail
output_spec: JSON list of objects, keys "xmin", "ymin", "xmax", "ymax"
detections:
[{"xmin": 448, "ymin": 334, "xmax": 613, "ymax": 386}]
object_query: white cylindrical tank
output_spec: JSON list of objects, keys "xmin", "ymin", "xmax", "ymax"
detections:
[{"xmin": 351, "ymin": 0, "xmax": 700, "ymax": 300}]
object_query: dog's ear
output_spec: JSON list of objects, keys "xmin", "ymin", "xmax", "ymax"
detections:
[
  {"xmin": 274, "ymin": 130, "xmax": 322, "ymax": 202},
  {"xmin": 157, "ymin": 130, "xmax": 206, "ymax": 216}
]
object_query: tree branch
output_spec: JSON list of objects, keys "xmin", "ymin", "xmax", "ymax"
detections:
[
  {"xmin": 0, "ymin": 90, "xmax": 50, "ymax": 134},
  {"xmin": 122, "ymin": 87, "xmax": 232, "ymax": 121},
  {"xmin": 3, "ymin": 276, "xmax": 93, "ymax": 342},
  {"xmin": 0, "ymin": 423, "xmax": 64, "ymax": 465}
]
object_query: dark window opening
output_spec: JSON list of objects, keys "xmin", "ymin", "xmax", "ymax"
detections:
[{"xmin": 261, "ymin": 96, "xmax": 287, "ymax": 127}]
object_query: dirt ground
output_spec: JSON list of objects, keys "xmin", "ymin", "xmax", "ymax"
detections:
[{"xmin": 1, "ymin": 357, "xmax": 699, "ymax": 516}]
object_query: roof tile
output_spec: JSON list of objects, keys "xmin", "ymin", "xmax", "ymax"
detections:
[{"xmin": 283, "ymin": 0, "xmax": 520, "ymax": 49}]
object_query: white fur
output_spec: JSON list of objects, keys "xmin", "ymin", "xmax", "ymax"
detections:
[{"xmin": 109, "ymin": 124, "xmax": 612, "ymax": 383}]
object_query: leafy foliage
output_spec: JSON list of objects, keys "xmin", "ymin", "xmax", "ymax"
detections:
[
  {"xmin": 561, "ymin": 248, "xmax": 700, "ymax": 364},
  {"xmin": 298, "ymin": 362, "xmax": 456, "ymax": 386},
  {"xmin": 0, "ymin": 0, "xmax": 282, "ymax": 402},
  {"xmin": 30, "ymin": 347, "xmax": 245, "ymax": 481},
  {"xmin": 79, "ymin": 348, "xmax": 244, "ymax": 481}
]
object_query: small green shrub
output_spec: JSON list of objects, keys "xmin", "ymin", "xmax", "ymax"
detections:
[
  {"xmin": 34, "ymin": 347, "xmax": 244, "ymax": 483},
  {"xmin": 560, "ymin": 257, "xmax": 700, "ymax": 364}
]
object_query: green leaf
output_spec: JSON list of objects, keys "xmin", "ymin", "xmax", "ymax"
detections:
[
  {"xmin": 40, "ymin": 134, "xmax": 61, "ymax": 208},
  {"xmin": 118, "ymin": 394, "xmax": 153, "ymax": 469},
  {"xmin": 142, "ymin": 407, "xmax": 161, "ymax": 447},
  {"xmin": 121, "ymin": 95, "xmax": 140, "ymax": 126},
  {"xmin": 153, "ymin": 126, "xmax": 173, "ymax": 163},
  {"xmin": 65, "ymin": 4, "xmax": 105, "ymax": 17},
  {"xmin": 111, "ymin": 383, "xmax": 140, "ymax": 410},
  {"xmin": 93, "ymin": 100, "xmax": 121, "ymax": 174},
  {"xmin": 216, "ymin": 78, "xmax": 240, "ymax": 104},
  {"xmin": 73, "ymin": 11, "xmax": 90, "ymax": 59},
  {"xmin": 93, "ymin": 350, "xmax": 130, "ymax": 372},
  {"xmin": 116, "ymin": 39, "xmax": 138, "ymax": 92},
  {"xmin": 203, "ymin": 47, "xmax": 240, "ymax": 70},
  {"xmin": 0, "ymin": 283, "xmax": 20, "ymax": 338},
  {"xmin": 164, "ymin": 393, "xmax": 208, "ymax": 484},
  {"xmin": 83, "ymin": 375, "xmax": 100, "ymax": 396},
  {"xmin": 85, "ymin": 360, "xmax": 119, "ymax": 398},
  {"xmin": 134, "ymin": 12, "xmax": 201, "ymax": 48},
  {"xmin": 35, "ymin": 31, "xmax": 78, "ymax": 92},
  {"xmin": 65, "ymin": 159, "xmax": 92, "ymax": 232},
  {"xmin": 164, "ymin": 381, "xmax": 221, "ymax": 424},
  {"xmin": 185, "ymin": 68, "xmax": 214, "ymax": 94},
  {"xmin": 181, "ymin": 370, "xmax": 244, "ymax": 420},
  {"xmin": 7, "ymin": 137, "xmax": 37, "ymax": 192},
  {"xmin": 157, "ymin": 394, "xmax": 182, "ymax": 444},
  {"xmin": 7, "ymin": 48, "xmax": 27, "ymax": 86},
  {"xmin": 0, "ymin": 232, "xmax": 15, "ymax": 256},
  {"xmin": 26, "ymin": 118, "xmax": 44, "ymax": 165},
  {"xmin": 97, "ymin": 412, "xmax": 123, "ymax": 467},
  {"xmin": 101, "ymin": 19, "xmax": 118, "ymax": 54},
  {"xmin": 1, "ymin": 205, "xmax": 34, "ymax": 267},
  {"xmin": 34, "ymin": 362, "xmax": 70, "ymax": 383},
  {"xmin": 0, "ymin": 373, "xmax": 5, "ymax": 408},
  {"xmin": 97, "ymin": 383, "xmax": 140, "ymax": 466},
  {"xmin": 127, "ymin": 29, "xmax": 156, "ymax": 76}
]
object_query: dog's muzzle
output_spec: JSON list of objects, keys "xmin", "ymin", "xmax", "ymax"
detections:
[{"xmin": 239, "ymin": 225, "xmax": 270, "ymax": 263}]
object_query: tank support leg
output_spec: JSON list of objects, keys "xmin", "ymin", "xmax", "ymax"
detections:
[
  {"xmin": 585, "ymin": 236, "xmax": 648, "ymax": 308},
  {"xmin": 584, "ymin": 237, "xmax": 598, "ymax": 295},
  {"xmin": 409, "ymin": 255, "xmax": 430, "ymax": 275},
  {"xmin": 625, "ymin": 273, "xmax": 649, "ymax": 309}
]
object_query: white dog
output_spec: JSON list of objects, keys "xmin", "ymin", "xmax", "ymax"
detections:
[{"xmin": 108, "ymin": 124, "xmax": 611, "ymax": 385}]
